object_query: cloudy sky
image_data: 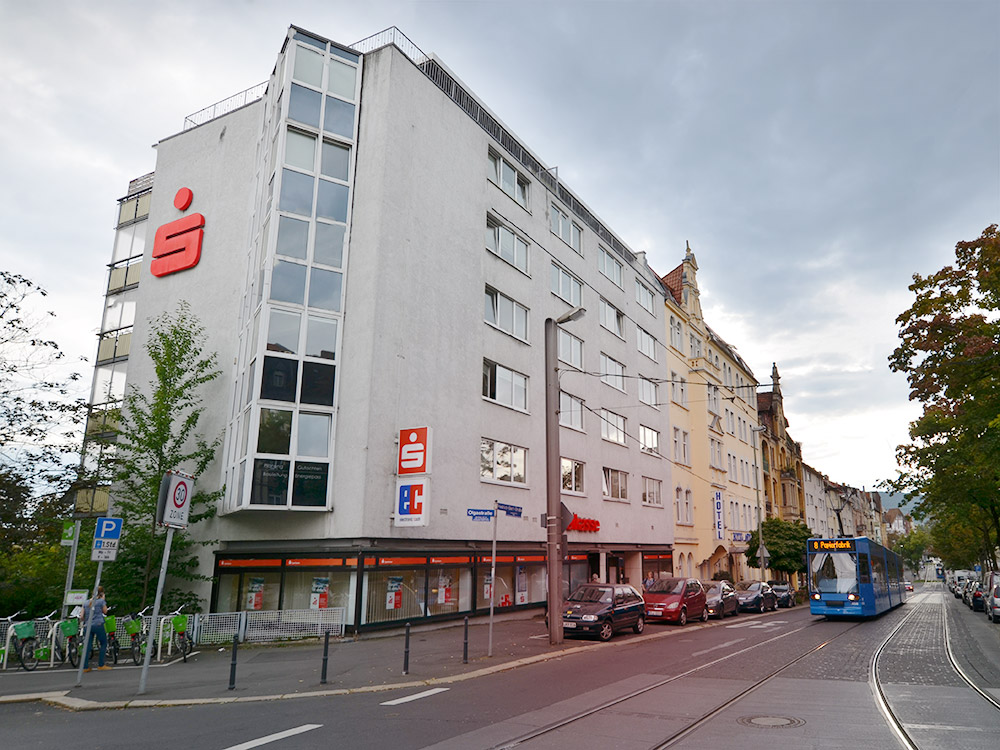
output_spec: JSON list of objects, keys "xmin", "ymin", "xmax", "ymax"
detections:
[{"xmin": 1, "ymin": 1, "xmax": 996, "ymax": 490}]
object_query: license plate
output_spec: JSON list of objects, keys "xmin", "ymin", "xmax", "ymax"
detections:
[
  {"xmin": 563, "ymin": 621, "xmax": 576, "ymax": 628},
  {"xmin": 827, "ymin": 601, "xmax": 844, "ymax": 608}
]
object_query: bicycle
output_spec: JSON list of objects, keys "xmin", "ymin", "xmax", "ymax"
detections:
[
  {"xmin": 125, "ymin": 606, "xmax": 151, "ymax": 665},
  {"xmin": 34, "ymin": 611, "xmax": 65, "ymax": 667},
  {"xmin": 59, "ymin": 614, "xmax": 81, "ymax": 668},
  {"xmin": 1, "ymin": 611, "xmax": 39, "ymax": 671},
  {"xmin": 168, "ymin": 606, "xmax": 193, "ymax": 661},
  {"xmin": 103, "ymin": 609, "xmax": 120, "ymax": 665}
]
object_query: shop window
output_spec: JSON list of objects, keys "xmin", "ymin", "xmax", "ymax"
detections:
[
  {"xmin": 314, "ymin": 222, "xmax": 344, "ymax": 267},
  {"xmin": 275, "ymin": 215, "xmax": 309, "ymax": 259},
  {"xmin": 292, "ymin": 461, "xmax": 328, "ymax": 506},
  {"xmin": 300, "ymin": 362, "xmax": 335, "ymax": 406},
  {"xmin": 240, "ymin": 572, "xmax": 282, "ymax": 610},
  {"xmin": 257, "ymin": 408, "xmax": 292, "ymax": 454},
  {"xmin": 308, "ymin": 267, "xmax": 343, "ymax": 311},
  {"xmin": 251, "ymin": 458, "xmax": 289, "ymax": 505},
  {"xmin": 282, "ymin": 570, "xmax": 354, "ymax": 612},
  {"xmin": 324, "ymin": 96, "xmax": 355, "ymax": 138},
  {"xmin": 289, "ymin": 83, "xmax": 321, "ymax": 128},
  {"xmin": 261, "ymin": 357, "xmax": 298, "ymax": 402},
  {"xmin": 216, "ymin": 574, "xmax": 240, "ymax": 612},
  {"xmin": 271, "ymin": 259, "xmax": 307, "ymax": 305},
  {"xmin": 363, "ymin": 569, "xmax": 427, "ymax": 625},
  {"xmin": 426, "ymin": 567, "xmax": 472, "ymax": 616},
  {"xmin": 305, "ymin": 316, "xmax": 337, "ymax": 360}
]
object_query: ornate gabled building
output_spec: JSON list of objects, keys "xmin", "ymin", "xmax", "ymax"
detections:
[{"xmin": 756, "ymin": 364, "xmax": 805, "ymax": 523}]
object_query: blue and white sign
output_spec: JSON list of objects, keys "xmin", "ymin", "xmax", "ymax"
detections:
[
  {"xmin": 91, "ymin": 517, "xmax": 123, "ymax": 561},
  {"xmin": 714, "ymin": 491, "xmax": 724, "ymax": 541},
  {"xmin": 496, "ymin": 503, "xmax": 522, "ymax": 518},
  {"xmin": 467, "ymin": 508, "xmax": 495, "ymax": 522},
  {"xmin": 395, "ymin": 477, "xmax": 429, "ymax": 527}
]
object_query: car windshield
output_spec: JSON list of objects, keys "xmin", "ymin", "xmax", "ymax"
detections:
[
  {"xmin": 704, "ymin": 583, "xmax": 722, "ymax": 594},
  {"xmin": 567, "ymin": 586, "xmax": 613, "ymax": 603},
  {"xmin": 772, "ymin": 583, "xmax": 789, "ymax": 591},
  {"xmin": 736, "ymin": 582, "xmax": 761, "ymax": 592},
  {"xmin": 647, "ymin": 578, "xmax": 686, "ymax": 594}
]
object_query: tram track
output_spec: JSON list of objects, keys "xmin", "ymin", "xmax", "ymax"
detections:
[{"xmin": 490, "ymin": 613, "xmax": 865, "ymax": 750}]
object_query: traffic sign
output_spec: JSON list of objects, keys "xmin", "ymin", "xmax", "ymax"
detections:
[
  {"xmin": 496, "ymin": 503, "xmax": 522, "ymax": 518},
  {"xmin": 467, "ymin": 508, "xmax": 494, "ymax": 522},
  {"xmin": 61, "ymin": 520, "xmax": 75, "ymax": 546},
  {"xmin": 91, "ymin": 517, "xmax": 123, "ymax": 561},
  {"xmin": 157, "ymin": 471, "xmax": 195, "ymax": 529}
]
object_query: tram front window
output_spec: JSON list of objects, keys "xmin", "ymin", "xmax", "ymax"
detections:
[{"xmin": 811, "ymin": 552, "xmax": 859, "ymax": 595}]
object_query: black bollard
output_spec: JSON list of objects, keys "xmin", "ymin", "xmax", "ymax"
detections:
[
  {"xmin": 402, "ymin": 622, "xmax": 411, "ymax": 675},
  {"xmin": 463, "ymin": 616, "xmax": 469, "ymax": 664},
  {"xmin": 320, "ymin": 630, "xmax": 330, "ymax": 685},
  {"xmin": 228, "ymin": 634, "xmax": 239, "ymax": 690}
]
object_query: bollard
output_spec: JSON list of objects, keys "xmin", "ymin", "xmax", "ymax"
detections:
[
  {"xmin": 321, "ymin": 630, "xmax": 330, "ymax": 685},
  {"xmin": 463, "ymin": 616, "xmax": 469, "ymax": 664},
  {"xmin": 402, "ymin": 622, "xmax": 411, "ymax": 675},
  {"xmin": 228, "ymin": 634, "xmax": 238, "ymax": 691}
]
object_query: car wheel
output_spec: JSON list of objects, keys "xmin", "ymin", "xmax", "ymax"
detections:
[
  {"xmin": 700, "ymin": 606, "xmax": 709, "ymax": 623},
  {"xmin": 677, "ymin": 609, "xmax": 687, "ymax": 626},
  {"xmin": 598, "ymin": 620, "xmax": 614, "ymax": 641},
  {"xmin": 758, "ymin": 600, "xmax": 765, "ymax": 614},
  {"xmin": 633, "ymin": 615, "xmax": 645, "ymax": 634}
]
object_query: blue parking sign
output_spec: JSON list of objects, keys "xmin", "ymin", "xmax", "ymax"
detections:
[{"xmin": 95, "ymin": 517, "xmax": 123, "ymax": 540}]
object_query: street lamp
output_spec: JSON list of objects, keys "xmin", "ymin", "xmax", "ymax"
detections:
[
  {"xmin": 545, "ymin": 306, "xmax": 585, "ymax": 645},
  {"xmin": 750, "ymin": 426, "xmax": 767, "ymax": 575}
]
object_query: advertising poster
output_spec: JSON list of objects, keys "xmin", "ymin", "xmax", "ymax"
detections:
[
  {"xmin": 386, "ymin": 575, "xmax": 403, "ymax": 610},
  {"xmin": 483, "ymin": 574, "xmax": 493, "ymax": 602},
  {"xmin": 247, "ymin": 577, "xmax": 265, "ymax": 610},
  {"xmin": 516, "ymin": 565, "xmax": 527, "ymax": 605},
  {"xmin": 310, "ymin": 576, "xmax": 330, "ymax": 609},
  {"xmin": 437, "ymin": 575, "xmax": 452, "ymax": 605}
]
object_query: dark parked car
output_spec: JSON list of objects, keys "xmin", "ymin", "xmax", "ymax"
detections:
[
  {"xmin": 644, "ymin": 577, "xmax": 708, "ymax": 625},
  {"xmin": 961, "ymin": 579, "xmax": 978, "ymax": 606},
  {"xmin": 702, "ymin": 580, "xmax": 738, "ymax": 618},
  {"xmin": 769, "ymin": 581, "xmax": 795, "ymax": 608},
  {"xmin": 561, "ymin": 583, "xmax": 645, "ymax": 641},
  {"xmin": 735, "ymin": 581, "xmax": 777, "ymax": 613},
  {"xmin": 967, "ymin": 581, "xmax": 985, "ymax": 611}
]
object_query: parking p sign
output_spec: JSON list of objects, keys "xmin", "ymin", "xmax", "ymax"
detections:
[
  {"xmin": 157, "ymin": 470, "xmax": 195, "ymax": 530},
  {"xmin": 91, "ymin": 517, "xmax": 123, "ymax": 562}
]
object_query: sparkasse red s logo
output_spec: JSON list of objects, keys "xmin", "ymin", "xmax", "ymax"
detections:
[{"xmin": 151, "ymin": 187, "xmax": 205, "ymax": 277}]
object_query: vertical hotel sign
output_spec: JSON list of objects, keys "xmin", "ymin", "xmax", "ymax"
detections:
[
  {"xmin": 394, "ymin": 428, "xmax": 431, "ymax": 527},
  {"xmin": 714, "ymin": 491, "xmax": 724, "ymax": 541}
]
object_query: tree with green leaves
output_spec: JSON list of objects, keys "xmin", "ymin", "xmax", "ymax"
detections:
[
  {"xmin": 885, "ymin": 225, "xmax": 1000, "ymax": 559},
  {"xmin": 747, "ymin": 517, "xmax": 814, "ymax": 577},
  {"xmin": 891, "ymin": 527, "xmax": 932, "ymax": 577},
  {"xmin": 98, "ymin": 302, "xmax": 222, "ymax": 612}
]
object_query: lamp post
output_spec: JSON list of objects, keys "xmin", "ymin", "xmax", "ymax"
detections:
[
  {"xmin": 751, "ymin": 426, "xmax": 767, "ymax": 575},
  {"xmin": 545, "ymin": 306, "xmax": 585, "ymax": 645}
]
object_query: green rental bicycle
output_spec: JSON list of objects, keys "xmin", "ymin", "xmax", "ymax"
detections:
[{"xmin": 2, "ymin": 611, "xmax": 39, "ymax": 671}]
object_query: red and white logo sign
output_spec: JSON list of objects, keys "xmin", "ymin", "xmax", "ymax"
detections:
[
  {"xmin": 397, "ymin": 427, "xmax": 431, "ymax": 475},
  {"xmin": 151, "ymin": 187, "xmax": 205, "ymax": 277}
]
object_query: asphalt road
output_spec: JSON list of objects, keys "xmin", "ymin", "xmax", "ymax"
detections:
[{"xmin": 3, "ymin": 583, "xmax": 998, "ymax": 749}]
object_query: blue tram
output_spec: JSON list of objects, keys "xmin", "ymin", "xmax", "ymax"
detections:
[{"xmin": 807, "ymin": 537, "xmax": 907, "ymax": 618}]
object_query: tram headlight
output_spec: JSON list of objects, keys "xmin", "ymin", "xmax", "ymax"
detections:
[
  {"xmin": 812, "ymin": 593, "xmax": 820, "ymax": 600},
  {"xmin": 847, "ymin": 593, "xmax": 858, "ymax": 601}
]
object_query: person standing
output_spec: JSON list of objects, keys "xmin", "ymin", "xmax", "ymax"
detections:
[{"xmin": 82, "ymin": 586, "xmax": 110, "ymax": 671}]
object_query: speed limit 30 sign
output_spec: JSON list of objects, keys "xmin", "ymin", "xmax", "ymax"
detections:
[{"xmin": 157, "ymin": 470, "xmax": 196, "ymax": 530}]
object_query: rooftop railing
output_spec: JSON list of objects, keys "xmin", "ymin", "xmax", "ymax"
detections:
[{"xmin": 183, "ymin": 82, "xmax": 268, "ymax": 130}]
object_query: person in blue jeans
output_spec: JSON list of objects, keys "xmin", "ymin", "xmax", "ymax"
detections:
[{"xmin": 82, "ymin": 586, "xmax": 110, "ymax": 671}]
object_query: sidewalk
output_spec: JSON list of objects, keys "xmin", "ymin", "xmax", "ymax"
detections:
[{"xmin": 0, "ymin": 613, "xmax": 610, "ymax": 711}]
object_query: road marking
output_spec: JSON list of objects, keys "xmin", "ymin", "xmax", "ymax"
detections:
[
  {"xmin": 691, "ymin": 639, "xmax": 744, "ymax": 657},
  {"xmin": 381, "ymin": 687, "xmax": 450, "ymax": 705},
  {"xmin": 223, "ymin": 724, "xmax": 322, "ymax": 750}
]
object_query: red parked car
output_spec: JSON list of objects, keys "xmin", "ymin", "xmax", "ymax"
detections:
[{"xmin": 644, "ymin": 577, "xmax": 708, "ymax": 625}]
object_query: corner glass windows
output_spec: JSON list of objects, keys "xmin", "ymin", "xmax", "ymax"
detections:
[
  {"xmin": 324, "ymin": 96, "xmax": 355, "ymax": 138},
  {"xmin": 279, "ymin": 169, "xmax": 314, "ymax": 216},
  {"xmin": 297, "ymin": 413, "xmax": 330, "ymax": 457},
  {"xmin": 551, "ymin": 263, "xmax": 582, "ymax": 306},
  {"xmin": 488, "ymin": 151, "xmax": 529, "ymax": 208},
  {"xmin": 598, "ymin": 247, "xmax": 623, "ymax": 287},
  {"xmin": 486, "ymin": 220, "xmax": 529, "ymax": 273},
  {"xmin": 316, "ymin": 180, "xmax": 349, "ymax": 222},
  {"xmin": 314, "ymin": 222, "xmax": 345, "ymax": 267},
  {"xmin": 275, "ymin": 216, "xmax": 309, "ymax": 259},
  {"xmin": 480, "ymin": 438, "xmax": 526, "ymax": 484},
  {"xmin": 261, "ymin": 357, "xmax": 298, "ymax": 402},
  {"xmin": 327, "ymin": 58, "xmax": 357, "ymax": 100},
  {"xmin": 300, "ymin": 362, "xmax": 335, "ymax": 406},
  {"xmin": 557, "ymin": 328, "xmax": 583, "ymax": 369},
  {"xmin": 251, "ymin": 459, "xmax": 289, "ymax": 505},
  {"xmin": 270, "ymin": 260, "xmax": 307, "ymax": 305},
  {"xmin": 266, "ymin": 309, "xmax": 300, "ymax": 354},
  {"xmin": 308, "ymin": 268, "xmax": 343, "ymax": 312},
  {"xmin": 285, "ymin": 129, "xmax": 317, "ymax": 172},
  {"xmin": 293, "ymin": 46, "xmax": 324, "ymax": 87},
  {"xmin": 550, "ymin": 204, "xmax": 581, "ymax": 254},
  {"xmin": 482, "ymin": 359, "xmax": 528, "ymax": 410},
  {"xmin": 306, "ymin": 316, "xmax": 337, "ymax": 360},
  {"xmin": 289, "ymin": 84, "xmax": 322, "ymax": 128},
  {"xmin": 292, "ymin": 462, "xmax": 328, "ymax": 507},
  {"xmin": 321, "ymin": 141, "xmax": 350, "ymax": 181},
  {"xmin": 484, "ymin": 286, "xmax": 528, "ymax": 341},
  {"xmin": 258, "ymin": 408, "xmax": 292, "ymax": 454}
]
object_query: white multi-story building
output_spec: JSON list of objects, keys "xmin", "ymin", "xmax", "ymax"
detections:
[{"xmin": 83, "ymin": 26, "xmax": 676, "ymax": 630}]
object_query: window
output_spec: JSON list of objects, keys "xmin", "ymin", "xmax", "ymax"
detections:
[
  {"xmin": 550, "ymin": 263, "xmax": 582, "ymax": 305},
  {"xmin": 559, "ymin": 392, "xmax": 584, "ymax": 430},
  {"xmin": 669, "ymin": 316, "xmax": 683, "ymax": 349},
  {"xmin": 675, "ymin": 487, "xmax": 683, "ymax": 521},
  {"xmin": 258, "ymin": 408, "xmax": 292, "ymax": 454},
  {"xmin": 558, "ymin": 328, "xmax": 583, "ymax": 369},
  {"xmin": 285, "ymin": 128, "xmax": 316, "ymax": 172},
  {"xmin": 480, "ymin": 438, "xmax": 526, "ymax": 484},
  {"xmin": 639, "ymin": 425, "xmax": 659, "ymax": 454},
  {"xmin": 308, "ymin": 267, "xmax": 342, "ymax": 311},
  {"xmin": 482, "ymin": 359, "xmax": 528, "ymax": 410},
  {"xmin": 484, "ymin": 286, "xmax": 528, "ymax": 341},
  {"xmin": 314, "ymin": 222, "xmax": 345, "ymax": 268},
  {"xmin": 279, "ymin": 168, "xmax": 314, "ymax": 217},
  {"xmin": 689, "ymin": 334, "xmax": 702, "ymax": 359},
  {"xmin": 708, "ymin": 385, "xmax": 720, "ymax": 414},
  {"xmin": 679, "ymin": 378, "xmax": 687, "ymax": 406},
  {"xmin": 486, "ymin": 220, "xmax": 529, "ymax": 273},
  {"xmin": 636, "ymin": 280, "xmax": 656, "ymax": 314},
  {"xmin": 599, "ymin": 409, "xmax": 626, "ymax": 444},
  {"xmin": 300, "ymin": 362, "xmax": 335, "ymax": 406},
  {"xmin": 267, "ymin": 309, "xmax": 300, "ymax": 354},
  {"xmin": 639, "ymin": 377, "xmax": 658, "ymax": 407},
  {"xmin": 297, "ymin": 413, "xmax": 330, "ymax": 457},
  {"xmin": 670, "ymin": 371, "xmax": 680, "ymax": 403},
  {"xmin": 321, "ymin": 140, "xmax": 350, "ymax": 181},
  {"xmin": 561, "ymin": 458, "xmax": 584, "ymax": 493},
  {"xmin": 598, "ymin": 247, "xmax": 623, "ymax": 287},
  {"xmin": 642, "ymin": 477, "xmax": 662, "ymax": 507},
  {"xmin": 682, "ymin": 431, "xmax": 690, "ymax": 465},
  {"xmin": 600, "ymin": 353, "xmax": 625, "ymax": 391},
  {"xmin": 550, "ymin": 203, "xmax": 581, "ymax": 253},
  {"xmin": 276, "ymin": 215, "xmax": 309, "ymax": 259},
  {"xmin": 488, "ymin": 151, "xmax": 529, "ymax": 207},
  {"xmin": 725, "ymin": 409, "xmax": 735, "ymax": 434},
  {"xmin": 306, "ymin": 316, "xmax": 337, "ymax": 360},
  {"xmin": 261, "ymin": 357, "xmax": 298, "ymax": 402},
  {"xmin": 602, "ymin": 468, "xmax": 628, "ymax": 501},
  {"xmin": 673, "ymin": 428, "xmax": 681, "ymax": 461},
  {"xmin": 710, "ymin": 438, "xmax": 723, "ymax": 469},
  {"xmin": 599, "ymin": 299, "xmax": 625, "ymax": 338},
  {"xmin": 637, "ymin": 327, "xmax": 657, "ymax": 360},
  {"xmin": 684, "ymin": 490, "xmax": 693, "ymax": 521}
]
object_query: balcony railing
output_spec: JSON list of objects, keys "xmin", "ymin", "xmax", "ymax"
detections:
[{"xmin": 183, "ymin": 82, "xmax": 267, "ymax": 130}]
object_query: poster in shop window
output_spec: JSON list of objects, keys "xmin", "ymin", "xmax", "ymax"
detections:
[
  {"xmin": 386, "ymin": 575, "xmax": 403, "ymax": 610},
  {"xmin": 516, "ymin": 565, "xmax": 527, "ymax": 605},
  {"xmin": 437, "ymin": 575, "xmax": 452, "ymax": 605},
  {"xmin": 483, "ymin": 574, "xmax": 493, "ymax": 602},
  {"xmin": 311, "ymin": 577, "xmax": 330, "ymax": 609},
  {"xmin": 247, "ymin": 577, "xmax": 265, "ymax": 610}
]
